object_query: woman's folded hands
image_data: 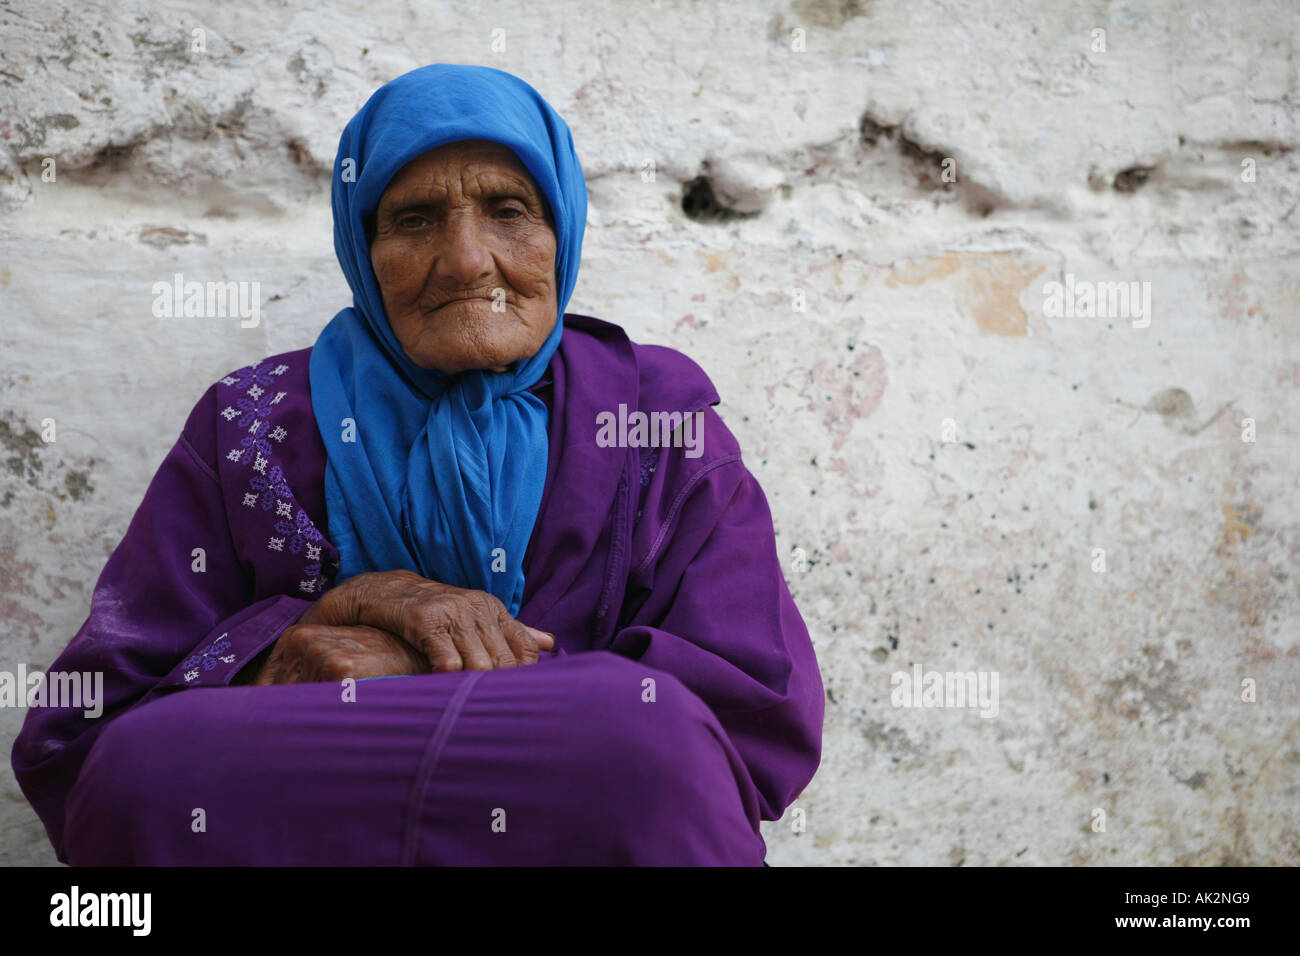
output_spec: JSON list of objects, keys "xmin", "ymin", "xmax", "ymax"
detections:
[{"xmin": 247, "ymin": 570, "xmax": 555, "ymax": 685}]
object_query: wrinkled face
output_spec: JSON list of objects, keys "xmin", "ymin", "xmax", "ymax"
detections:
[{"xmin": 369, "ymin": 139, "xmax": 558, "ymax": 375}]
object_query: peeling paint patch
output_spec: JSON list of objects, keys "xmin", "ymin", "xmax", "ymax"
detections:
[
  {"xmin": 884, "ymin": 251, "xmax": 1045, "ymax": 336},
  {"xmin": 0, "ymin": 415, "xmax": 96, "ymax": 502},
  {"xmin": 1221, "ymin": 501, "xmax": 1261, "ymax": 546},
  {"xmin": 139, "ymin": 225, "xmax": 206, "ymax": 247},
  {"xmin": 1101, "ymin": 646, "xmax": 1191, "ymax": 725},
  {"xmin": 0, "ymin": 417, "xmax": 44, "ymax": 485}
]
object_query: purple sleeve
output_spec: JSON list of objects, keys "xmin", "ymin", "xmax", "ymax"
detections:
[
  {"xmin": 610, "ymin": 408, "xmax": 825, "ymax": 822},
  {"xmin": 9, "ymin": 384, "xmax": 312, "ymax": 861}
]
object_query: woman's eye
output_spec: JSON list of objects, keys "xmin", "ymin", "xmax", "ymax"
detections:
[
  {"xmin": 398, "ymin": 214, "xmax": 427, "ymax": 229},
  {"xmin": 495, "ymin": 205, "xmax": 523, "ymax": 220}
]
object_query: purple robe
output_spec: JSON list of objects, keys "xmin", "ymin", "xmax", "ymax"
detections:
[{"xmin": 10, "ymin": 314, "xmax": 824, "ymax": 865}]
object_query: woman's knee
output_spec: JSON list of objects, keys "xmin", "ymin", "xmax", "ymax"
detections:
[
  {"xmin": 65, "ymin": 692, "xmax": 200, "ymax": 863},
  {"xmin": 543, "ymin": 653, "xmax": 763, "ymax": 862}
]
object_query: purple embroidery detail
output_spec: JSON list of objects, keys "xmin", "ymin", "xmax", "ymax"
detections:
[
  {"xmin": 230, "ymin": 419, "xmax": 276, "ymax": 465},
  {"xmin": 247, "ymin": 464, "xmax": 293, "ymax": 511},
  {"xmin": 221, "ymin": 357, "xmax": 335, "ymax": 598},
  {"xmin": 223, "ymin": 361, "xmax": 280, "ymax": 391},
  {"xmin": 274, "ymin": 507, "xmax": 324, "ymax": 556},
  {"xmin": 181, "ymin": 632, "xmax": 236, "ymax": 682},
  {"xmin": 234, "ymin": 391, "xmax": 279, "ymax": 430}
]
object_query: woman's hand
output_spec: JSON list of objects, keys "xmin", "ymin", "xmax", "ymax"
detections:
[
  {"xmin": 251, "ymin": 623, "xmax": 431, "ymax": 685},
  {"xmin": 247, "ymin": 570, "xmax": 555, "ymax": 685}
]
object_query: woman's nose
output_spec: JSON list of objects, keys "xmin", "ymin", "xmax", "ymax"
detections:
[{"xmin": 432, "ymin": 211, "xmax": 496, "ymax": 281}]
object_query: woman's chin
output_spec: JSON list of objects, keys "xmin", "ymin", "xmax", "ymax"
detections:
[{"xmin": 406, "ymin": 347, "xmax": 521, "ymax": 375}]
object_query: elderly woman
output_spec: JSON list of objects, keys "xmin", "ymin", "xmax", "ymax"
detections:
[{"xmin": 11, "ymin": 64, "xmax": 823, "ymax": 866}]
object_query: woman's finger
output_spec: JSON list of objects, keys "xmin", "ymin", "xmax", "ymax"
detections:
[
  {"xmin": 474, "ymin": 614, "xmax": 519, "ymax": 669},
  {"xmin": 498, "ymin": 615, "xmax": 541, "ymax": 665},
  {"xmin": 449, "ymin": 612, "xmax": 496, "ymax": 671},
  {"xmin": 525, "ymin": 626, "xmax": 555, "ymax": 650}
]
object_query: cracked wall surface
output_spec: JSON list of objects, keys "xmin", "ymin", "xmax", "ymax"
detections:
[{"xmin": 1, "ymin": 0, "xmax": 1298, "ymax": 865}]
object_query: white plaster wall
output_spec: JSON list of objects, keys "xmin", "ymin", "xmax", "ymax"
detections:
[{"xmin": 1, "ymin": 0, "xmax": 1297, "ymax": 865}]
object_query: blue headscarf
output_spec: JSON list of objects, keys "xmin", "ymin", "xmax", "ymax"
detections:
[{"xmin": 309, "ymin": 64, "xmax": 587, "ymax": 615}]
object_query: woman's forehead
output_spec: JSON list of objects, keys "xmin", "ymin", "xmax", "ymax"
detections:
[{"xmin": 381, "ymin": 141, "xmax": 538, "ymax": 196}]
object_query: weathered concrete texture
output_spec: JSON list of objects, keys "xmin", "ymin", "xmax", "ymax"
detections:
[{"xmin": 1, "ymin": 0, "xmax": 1297, "ymax": 866}]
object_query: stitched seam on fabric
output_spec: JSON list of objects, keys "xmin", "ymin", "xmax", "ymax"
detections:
[
  {"xmin": 594, "ymin": 464, "xmax": 630, "ymax": 632},
  {"xmin": 633, "ymin": 454, "xmax": 741, "ymax": 577},
  {"xmin": 178, "ymin": 432, "xmax": 220, "ymax": 484},
  {"xmin": 399, "ymin": 670, "xmax": 485, "ymax": 866}
]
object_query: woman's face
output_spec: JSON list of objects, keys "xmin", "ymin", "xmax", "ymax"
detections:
[{"xmin": 369, "ymin": 139, "xmax": 558, "ymax": 375}]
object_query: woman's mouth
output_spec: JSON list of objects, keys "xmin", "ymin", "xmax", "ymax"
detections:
[{"xmin": 433, "ymin": 296, "xmax": 492, "ymax": 312}]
